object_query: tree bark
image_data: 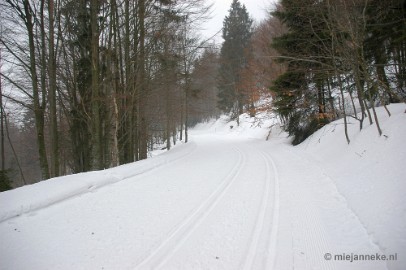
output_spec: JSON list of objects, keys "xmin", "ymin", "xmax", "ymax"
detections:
[
  {"xmin": 138, "ymin": 0, "xmax": 148, "ymax": 160},
  {"xmin": 337, "ymin": 74, "xmax": 350, "ymax": 144},
  {"xmin": 110, "ymin": 0, "xmax": 120, "ymax": 167},
  {"xmin": 90, "ymin": 0, "xmax": 103, "ymax": 169},
  {"xmin": 123, "ymin": 0, "xmax": 133, "ymax": 163},
  {"xmin": 353, "ymin": 64, "xmax": 366, "ymax": 130},
  {"xmin": 48, "ymin": 0, "xmax": 59, "ymax": 177},
  {"xmin": 23, "ymin": 0, "xmax": 50, "ymax": 179},
  {"xmin": 185, "ymin": 86, "xmax": 189, "ymax": 143},
  {"xmin": 0, "ymin": 44, "xmax": 4, "ymax": 172}
]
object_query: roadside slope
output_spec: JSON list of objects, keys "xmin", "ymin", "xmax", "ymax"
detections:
[{"xmin": 296, "ymin": 103, "xmax": 406, "ymax": 269}]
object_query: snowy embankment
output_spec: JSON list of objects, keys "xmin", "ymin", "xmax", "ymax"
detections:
[
  {"xmin": 0, "ymin": 141, "xmax": 196, "ymax": 223},
  {"xmin": 297, "ymin": 103, "xmax": 406, "ymax": 266}
]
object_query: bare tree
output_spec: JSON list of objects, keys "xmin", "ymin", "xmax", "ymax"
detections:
[{"xmin": 48, "ymin": 0, "xmax": 59, "ymax": 176}]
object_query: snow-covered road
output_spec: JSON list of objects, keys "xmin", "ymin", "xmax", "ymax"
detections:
[{"xmin": 1, "ymin": 131, "xmax": 395, "ymax": 270}]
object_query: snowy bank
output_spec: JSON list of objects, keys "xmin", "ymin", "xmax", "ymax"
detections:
[
  {"xmin": 0, "ymin": 141, "xmax": 196, "ymax": 223},
  {"xmin": 297, "ymin": 103, "xmax": 406, "ymax": 269}
]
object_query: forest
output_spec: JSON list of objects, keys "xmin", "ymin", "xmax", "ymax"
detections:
[{"xmin": 0, "ymin": 0, "xmax": 405, "ymax": 190}]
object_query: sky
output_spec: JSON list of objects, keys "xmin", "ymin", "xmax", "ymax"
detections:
[{"xmin": 200, "ymin": 0, "xmax": 277, "ymax": 43}]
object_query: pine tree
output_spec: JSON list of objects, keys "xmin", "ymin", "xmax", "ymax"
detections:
[
  {"xmin": 217, "ymin": 0, "xmax": 253, "ymax": 115},
  {"xmin": 271, "ymin": 0, "xmax": 334, "ymax": 144},
  {"xmin": 271, "ymin": 0, "xmax": 405, "ymax": 144}
]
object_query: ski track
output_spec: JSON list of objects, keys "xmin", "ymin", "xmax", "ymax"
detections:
[
  {"xmin": 263, "ymin": 151, "xmax": 280, "ymax": 270},
  {"xmin": 240, "ymin": 150, "xmax": 281, "ymax": 270},
  {"xmin": 134, "ymin": 147, "xmax": 246, "ymax": 270}
]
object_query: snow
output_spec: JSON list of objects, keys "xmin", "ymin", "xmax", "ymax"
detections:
[
  {"xmin": 0, "ymin": 104, "xmax": 405, "ymax": 270},
  {"xmin": 297, "ymin": 103, "xmax": 406, "ymax": 270},
  {"xmin": 0, "ymin": 141, "xmax": 196, "ymax": 223}
]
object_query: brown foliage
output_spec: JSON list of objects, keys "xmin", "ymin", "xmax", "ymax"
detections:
[{"xmin": 237, "ymin": 16, "xmax": 287, "ymax": 114}]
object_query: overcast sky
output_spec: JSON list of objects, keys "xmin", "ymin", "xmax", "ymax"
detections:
[{"xmin": 200, "ymin": 0, "xmax": 277, "ymax": 43}]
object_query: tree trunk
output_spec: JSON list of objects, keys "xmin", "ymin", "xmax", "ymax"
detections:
[
  {"xmin": 0, "ymin": 45, "xmax": 4, "ymax": 172},
  {"xmin": 48, "ymin": 0, "xmax": 59, "ymax": 177},
  {"xmin": 123, "ymin": 0, "xmax": 133, "ymax": 163},
  {"xmin": 363, "ymin": 99, "xmax": 373, "ymax": 125},
  {"xmin": 24, "ymin": 0, "xmax": 50, "ymax": 179},
  {"xmin": 370, "ymin": 103, "xmax": 382, "ymax": 136},
  {"xmin": 338, "ymin": 75, "xmax": 350, "ymax": 144},
  {"xmin": 185, "ymin": 88, "xmax": 189, "ymax": 143},
  {"xmin": 110, "ymin": 0, "xmax": 120, "ymax": 167},
  {"xmin": 179, "ymin": 99, "xmax": 184, "ymax": 141},
  {"xmin": 326, "ymin": 76, "xmax": 336, "ymax": 118},
  {"xmin": 353, "ymin": 63, "xmax": 366, "ymax": 130},
  {"xmin": 91, "ymin": 0, "xmax": 103, "ymax": 169},
  {"xmin": 166, "ymin": 102, "xmax": 171, "ymax": 151},
  {"xmin": 138, "ymin": 0, "xmax": 148, "ymax": 160}
]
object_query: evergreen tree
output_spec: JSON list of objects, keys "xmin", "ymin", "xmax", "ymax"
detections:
[
  {"xmin": 271, "ymin": 0, "xmax": 333, "ymax": 144},
  {"xmin": 217, "ymin": 0, "xmax": 253, "ymax": 115},
  {"xmin": 271, "ymin": 0, "xmax": 405, "ymax": 144}
]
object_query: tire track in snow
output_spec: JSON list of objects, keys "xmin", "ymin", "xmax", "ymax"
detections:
[{"xmin": 134, "ymin": 147, "xmax": 247, "ymax": 270}]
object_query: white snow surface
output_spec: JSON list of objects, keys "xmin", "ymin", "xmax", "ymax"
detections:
[{"xmin": 1, "ymin": 104, "xmax": 405, "ymax": 270}]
